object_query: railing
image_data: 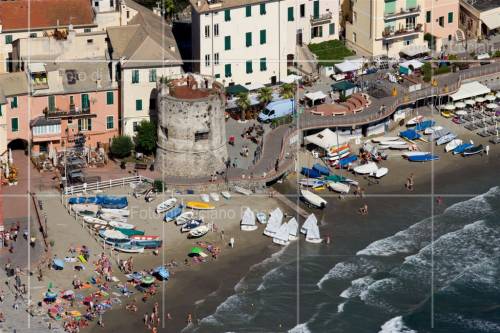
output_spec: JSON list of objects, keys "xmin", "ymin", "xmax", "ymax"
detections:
[
  {"xmin": 45, "ymin": 107, "xmax": 92, "ymax": 119},
  {"xmin": 382, "ymin": 26, "xmax": 422, "ymax": 40},
  {"xmin": 384, "ymin": 5, "xmax": 420, "ymax": 19},
  {"xmin": 310, "ymin": 12, "xmax": 332, "ymax": 24},
  {"xmin": 63, "ymin": 175, "xmax": 154, "ymax": 195}
]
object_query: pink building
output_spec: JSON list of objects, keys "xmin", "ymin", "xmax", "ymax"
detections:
[{"xmin": 424, "ymin": 0, "xmax": 460, "ymax": 46}]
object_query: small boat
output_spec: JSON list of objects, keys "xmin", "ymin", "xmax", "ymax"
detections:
[
  {"xmin": 256, "ymin": 212, "xmax": 267, "ymax": 224},
  {"xmin": 141, "ymin": 276, "xmax": 155, "ymax": 285},
  {"xmin": 325, "ymin": 150, "xmax": 350, "ymax": 161},
  {"xmin": 408, "ymin": 154, "xmax": 439, "ymax": 162},
  {"xmin": 287, "ymin": 218, "xmax": 299, "ymax": 241},
  {"xmin": 200, "ymin": 194, "xmax": 210, "ymax": 203},
  {"xmin": 130, "ymin": 235, "xmax": 162, "ymax": 249},
  {"xmin": 241, "ymin": 207, "xmax": 258, "ymax": 231},
  {"xmin": 273, "ymin": 222, "xmax": 290, "ymax": 246},
  {"xmin": 429, "ymin": 129, "xmax": 451, "ymax": 141},
  {"xmin": 372, "ymin": 136, "xmax": 399, "ymax": 143},
  {"xmin": 305, "ymin": 224, "xmax": 322, "ymax": 244},
  {"xmin": 299, "ymin": 178, "xmax": 325, "ymax": 187},
  {"xmin": 71, "ymin": 204, "xmax": 100, "ymax": 217},
  {"xmin": 113, "ymin": 227, "xmax": 144, "ymax": 237},
  {"xmin": 188, "ymin": 225, "xmax": 210, "ymax": 238},
  {"xmin": 300, "ymin": 189, "xmax": 327, "ymax": 209},
  {"xmin": 374, "ymin": 167, "xmax": 388, "ymax": 178},
  {"xmin": 436, "ymin": 133, "xmax": 457, "ymax": 145},
  {"xmin": 380, "ymin": 140, "xmax": 406, "ymax": 146},
  {"xmin": 300, "ymin": 167, "xmax": 322, "ymax": 178},
  {"xmin": 164, "ymin": 205, "xmax": 183, "ymax": 222},
  {"xmin": 114, "ymin": 243, "xmax": 144, "ymax": 253},
  {"xmin": 100, "ymin": 208, "xmax": 129, "ymax": 217},
  {"xmin": 109, "ymin": 221, "xmax": 135, "ymax": 230},
  {"xmin": 389, "ymin": 144, "xmax": 410, "ymax": 150},
  {"xmin": 210, "ymin": 193, "xmax": 220, "ymax": 201},
  {"xmin": 452, "ymin": 143, "xmax": 473, "ymax": 155},
  {"xmin": 233, "ymin": 186, "xmax": 252, "ymax": 196},
  {"xmin": 463, "ymin": 144, "xmax": 484, "ymax": 156},
  {"xmin": 263, "ymin": 208, "xmax": 283, "ymax": 237},
  {"xmin": 441, "ymin": 110, "xmax": 453, "ymax": 118},
  {"xmin": 414, "ymin": 120, "xmax": 435, "ymax": 131},
  {"xmin": 186, "ymin": 201, "xmax": 215, "ymax": 210},
  {"xmin": 424, "ymin": 126, "xmax": 443, "ymax": 135},
  {"xmin": 145, "ymin": 189, "xmax": 156, "ymax": 202},
  {"xmin": 155, "ymin": 198, "xmax": 177, "ymax": 214},
  {"xmin": 445, "ymin": 139, "xmax": 463, "ymax": 152},
  {"xmin": 353, "ymin": 162, "xmax": 378, "ymax": 175},
  {"xmin": 83, "ymin": 216, "xmax": 108, "ymax": 226},
  {"xmin": 153, "ymin": 266, "xmax": 170, "ymax": 280},
  {"xmin": 402, "ymin": 151, "xmax": 431, "ymax": 158},
  {"xmin": 175, "ymin": 211, "xmax": 195, "ymax": 225},
  {"xmin": 301, "ymin": 214, "xmax": 317, "ymax": 234},
  {"xmin": 337, "ymin": 155, "xmax": 358, "ymax": 168},
  {"xmin": 99, "ymin": 213, "xmax": 128, "ymax": 223},
  {"xmin": 399, "ymin": 129, "xmax": 421, "ymax": 141},
  {"xmin": 312, "ymin": 163, "xmax": 330, "ymax": 176},
  {"xmin": 221, "ymin": 191, "xmax": 231, "ymax": 200},
  {"xmin": 181, "ymin": 220, "xmax": 203, "ymax": 232},
  {"xmin": 329, "ymin": 144, "xmax": 350, "ymax": 153},
  {"xmin": 406, "ymin": 115, "xmax": 424, "ymax": 126},
  {"xmin": 99, "ymin": 229, "xmax": 128, "ymax": 241},
  {"xmin": 327, "ymin": 181, "xmax": 350, "ymax": 194}
]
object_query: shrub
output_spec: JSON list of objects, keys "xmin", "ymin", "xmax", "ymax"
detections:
[
  {"xmin": 153, "ymin": 179, "xmax": 164, "ymax": 192},
  {"xmin": 110, "ymin": 135, "xmax": 134, "ymax": 158},
  {"xmin": 134, "ymin": 120, "xmax": 157, "ymax": 155}
]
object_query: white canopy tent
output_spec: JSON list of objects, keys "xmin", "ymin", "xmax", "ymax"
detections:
[
  {"xmin": 450, "ymin": 81, "xmax": 491, "ymax": 101},
  {"xmin": 335, "ymin": 60, "xmax": 363, "ymax": 73},
  {"xmin": 282, "ymin": 74, "xmax": 302, "ymax": 84},
  {"xmin": 482, "ymin": 12, "xmax": 500, "ymax": 31},
  {"xmin": 400, "ymin": 59, "xmax": 424, "ymax": 70},
  {"xmin": 304, "ymin": 129, "xmax": 347, "ymax": 151},
  {"xmin": 304, "ymin": 91, "xmax": 327, "ymax": 102},
  {"xmin": 400, "ymin": 44, "xmax": 430, "ymax": 57}
]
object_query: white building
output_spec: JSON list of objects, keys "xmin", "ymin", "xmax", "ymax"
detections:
[{"xmin": 191, "ymin": 0, "xmax": 339, "ymax": 86}]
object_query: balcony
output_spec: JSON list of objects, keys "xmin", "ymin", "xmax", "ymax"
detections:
[
  {"xmin": 310, "ymin": 12, "xmax": 333, "ymax": 26},
  {"xmin": 382, "ymin": 24, "xmax": 422, "ymax": 41},
  {"xmin": 384, "ymin": 5, "xmax": 421, "ymax": 21},
  {"xmin": 43, "ymin": 105, "xmax": 95, "ymax": 120}
]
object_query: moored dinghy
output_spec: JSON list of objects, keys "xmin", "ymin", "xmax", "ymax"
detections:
[
  {"xmin": 256, "ymin": 212, "xmax": 267, "ymax": 224},
  {"xmin": 100, "ymin": 208, "xmax": 130, "ymax": 217},
  {"xmin": 180, "ymin": 219, "xmax": 203, "ymax": 232},
  {"xmin": 353, "ymin": 162, "xmax": 378, "ymax": 175},
  {"xmin": 436, "ymin": 133, "xmax": 457, "ymax": 146},
  {"xmin": 188, "ymin": 225, "xmax": 210, "ymax": 238},
  {"xmin": 287, "ymin": 218, "xmax": 299, "ymax": 241},
  {"xmin": 209, "ymin": 193, "xmax": 220, "ymax": 202},
  {"xmin": 221, "ymin": 191, "xmax": 231, "ymax": 200},
  {"xmin": 327, "ymin": 181, "xmax": 350, "ymax": 194},
  {"xmin": 374, "ymin": 167, "xmax": 389, "ymax": 178},
  {"xmin": 186, "ymin": 201, "xmax": 215, "ymax": 210},
  {"xmin": 114, "ymin": 242, "xmax": 145, "ymax": 254},
  {"xmin": 83, "ymin": 216, "xmax": 108, "ymax": 226},
  {"xmin": 241, "ymin": 208, "xmax": 258, "ymax": 231},
  {"xmin": 164, "ymin": 205, "xmax": 183, "ymax": 222},
  {"xmin": 273, "ymin": 222, "xmax": 290, "ymax": 246},
  {"xmin": 300, "ymin": 214, "xmax": 317, "ymax": 234},
  {"xmin": 305, "ymin": 224, "xmax": 322, "ymax": 244},
  {"xmin": 263, "ymin": 208, "xmax": 283, "ymax": 237},
  {"xmin": 463, "ymin": 144, "xmax": 484, "ymax": 156},
  {"xmin": 71, "ymin": 204, "xmax": 100, "ymax": 217},
  {"xmin": 156, "ymin": 198, "xmax": 177, "ymax": 214},
  {"xmin": 175, "ymin": 211, "xmax": 195, "ymax": 225},
  {"xmin": 99, "ymin": 212, "xmax": 128, "ymax": 224},
  {"xmin": 108, "ymin": 221, "xmax": 135, "ymax": 230},
  {"xmin": 445, "ymin": 139, "xmax": 463, "ymax": 152},
  {"xmin": 300, "ymin": 189, "xmax": 327, "ymax": 209}
]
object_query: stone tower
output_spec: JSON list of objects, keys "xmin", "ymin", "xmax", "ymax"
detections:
[{"xmin": 155, "ymin": 74, "xmax": 228, "ymax": 178}]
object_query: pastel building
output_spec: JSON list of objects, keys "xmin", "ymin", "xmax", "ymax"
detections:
[
  {"xmin": 423, "ymin": 0, "xmax": 460, "ymax": 49},
  {"xmin": 191, "ymin": 0, "xmax": 340, "ymax": 86},
  {"xmin": 459, "ymin": 0, "xmax": 500, "ymax": 39}
]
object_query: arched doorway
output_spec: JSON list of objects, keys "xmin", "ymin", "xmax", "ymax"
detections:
[
  {"xmin": 7, "ymin": 138, "xmax": 28, "ymax": 151},
  {"xmin": 149, "ymin": 88, "xmax": 158, "ymax": 123}
]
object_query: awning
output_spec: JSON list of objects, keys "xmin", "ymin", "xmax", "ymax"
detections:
[
  {"xmin": 28, "ymin": 62, "xmax": 46, "ymax": 73},
  {"xmin": 400, "ymin": 59, "xmax": 424, "ymax": 69},
  {"xmin": 304, "ymin": 128, "xmax": 346, "ymax": 150},
  {"xmin": 244, "ymin": 82, "xmax": 265, "ymax": 91},
  {"xmin": 304, "ymin": 91, "xmax": 327, "ymax": 102},
  {"xmin": 225, "ymin": 84, "xmax": 249, "ymax": 95},
  {"xmin": 400, "ymin": 44, "xmax": 430, "ymax": 57},
  {"xmin": 335, "ymin": 60, "xmax": 363, "ymax": 73},
  {"xmin": 282, "ymin": 74, "xmax": 302, "ymax": 84},
  {"xmin": 331, "ymin": 81, "xmax": 356, "ymax": 91},
  {"xmin": 482, "ymin": 12, "xmax": 500, "ymax": 30},
  {"xmin": 450, "ymin": 81, "xmax": 491, "ymax": 101}
]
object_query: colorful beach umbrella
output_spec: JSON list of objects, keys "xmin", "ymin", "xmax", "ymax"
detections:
[
  {"xmin": 444, "ymin": 104, "xmax": 455, "ymax": 111},
  {"xmin": 189, "ymin": 247, "xmax": 203, "ymax": 255},
  {"xmin": 455, "ymin": 110, "xmax": 467, "ymax": 116},
  {"xmin": 486, "ymin": 103, "xmax": 498, "ymax": 109}
]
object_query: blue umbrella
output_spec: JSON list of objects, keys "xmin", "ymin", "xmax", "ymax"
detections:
[{"xmin": 52, "ymin": 258, "xmax": 65, "ymax": 270}]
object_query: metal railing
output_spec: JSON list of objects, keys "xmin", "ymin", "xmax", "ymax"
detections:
[
  {"xmin": 63, "ymin": 175, "xmax": 154, "ymax": 195},
  {"xmin": 384, "ymin": 6, "xmax": 421, "ymax": 19}
]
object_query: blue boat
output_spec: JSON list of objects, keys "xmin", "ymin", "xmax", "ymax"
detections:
[
  {"xmin": 408, "ymin": 154, "xmax": 439, "ymax": 162},
  {"xmin": 68, "ymin": 195, "xmax": 128, "ymax": 209},
  {"xmin": 452, "ymin": 143, "xmax": 473, "ymax": 155},
  {"xmin": 164, "ymin": 205, "xmax": 183, "ymax": 222},
  {"xmin": 414, "ymin": 120, "xmax": 435, "ymax": 131},
  {"xmin": 130, "ymin": 239, "xmax": 163, "ymax": 249},
  {"xmin": 337, "ymin": 155, "xmax": 357, "ymax": 168},
  {"xmin": 400, "ymin": 129, "xmax": 421, "ymax": 140},
  {"xmin": 312, "ymin": 163, "xmax": 330, "ymax": 176},
  {"xmin": 180, "ymin": 220, "xmax": 203, "ymax": 232},
  {"xmin": 300, "ymin": 167, "xmax": 322, "ymax": 178},
  {"xmin": 153, "ymin": 266, "xmax": 170, "ymax": 280}
]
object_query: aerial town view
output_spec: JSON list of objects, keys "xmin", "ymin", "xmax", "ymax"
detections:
[{"xmin": 1, "ymin": 0, "xmax": 500, "ymax": 332}]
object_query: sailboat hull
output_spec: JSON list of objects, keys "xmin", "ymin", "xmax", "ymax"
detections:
[
  {"xmin": 263, "ymin": 230, "xmax": 276, "ymax": 237},
  {"xmin": 273, "ymin": 238, "xmax": 290, "ymax": 246},
  {"xmin": 241, "ymin": 225, "xmax": 258, "ymax": 231},
  {"xmin": 305, "ymin": 237, "xmax": 322, "ymax": 244}
]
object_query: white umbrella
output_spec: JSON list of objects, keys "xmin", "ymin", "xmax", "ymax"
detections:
[
  {"xmin": 444, "ymin": 104, "xmax": 455, "ymax": 111},
  {"xmin": 486, "ymin": 103, "xmax": 498, "ymax": 109},
  {"xmin": 8, "ymin": 148, "xmax": 13, "ymax": 164},
  {"xmin": 454, "ymin": 102, "xmax": 466, "ymax": 109},
  {"xmin": 496, "ymin": 92, "xmax": 500, "ymax": 99},
  {"xmin": 485, "ymin": 95, "xmax": 496, "ymax": 101},
  {"xmin": 455, "ymin": 110, "xmax": 467, "ymax": 116},
  {"xmin": 475, "ymin": 97, "xmax": 486, "ymax": 103},
  {"xmin": 4, "ymin": 163, "xmax": 9, "ymax": 179},
  {"xmin": 465, "ymin": 99, "xmax": 476, "ymax": 105}
]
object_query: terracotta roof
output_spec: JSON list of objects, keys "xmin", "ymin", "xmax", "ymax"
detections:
[{"xmin": 0, "ymin": 0, "xmax": 95, "ymax": 31}]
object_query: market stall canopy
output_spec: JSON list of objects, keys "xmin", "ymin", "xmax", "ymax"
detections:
[
  {"xmin": 400, "ymin": 59, "xmax": 424, "ymax": 70},
  {"xmin": 482, "ymin": 12, "xmax": 500, "ymax": 31},
  {"xmin": 304, "ymin": 91, "xmax": 327, "ymax": 102},
  {"xmin": 27, "ymin": 62, "xmax": 46, "ymax": 73},
  {"xmin": 450, "ymin": 81, "xmax": 491, "ymax": 101},
  {"xmin": 454, "ymin": 102, "xmax": 466, "ymax": 108},
  {"xmin": 282, "ymin": 74, "xmax": 302, "ymax": 84},
  {"xmin": 400, "ymin": 44, "xmax": 430, "ymax": 57},
  {"xmin": 225, "ymin": 84, "xmax": 249, "ymax": 95},
  {"xmin": 304, "ymin": 128, "xmax": 347, "ymax": 150},
  {"xmin": 331, "ymin": 81, "xmax": 356, "ymax": 92},
  {"xmin": 335, "ymin": 60, "xmax": 363, "ymax": 73},
  {"xmin": 244, "ymin": 82, "xmax": 265, "ymax": 91}
]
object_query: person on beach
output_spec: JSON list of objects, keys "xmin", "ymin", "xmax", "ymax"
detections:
[
  {"xmin": 187, "ymin": 313, "xmax": 193, "ymax": 324},
  {"xmin": 359, "ymin": 204, "xmax": 368, "ymax": 215},
  {"xmin": 166, "ymin": 313, "xmax": 172, "ymax": 320},
  {"xmin": 229, "ymin": 237, "xmax": 235, "ymax": 248},
  {"xmin": 144, "ymin": 313, "xmax": 149, "ymax": 326}
]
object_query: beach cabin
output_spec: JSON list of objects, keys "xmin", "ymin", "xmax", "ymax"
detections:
[
  {"xmin": 331, "ymin": 81, "xmax": 358, "ymax": 99},
  {"xmin": 399, "ymin": 60, "xmax": 424, "ymax": 75}
]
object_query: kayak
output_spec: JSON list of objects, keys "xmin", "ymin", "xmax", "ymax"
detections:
[{"xmin": 186, "ymin": 201, "xmax": 215, "ymax": 210}]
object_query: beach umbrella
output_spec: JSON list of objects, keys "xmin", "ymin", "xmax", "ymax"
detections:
[
  {"xmin": 485, "ymin": 95, "xmax": 496, "ymax": 101},
  {"xmin": 189, "ymin": 247, "xmax": 203, "ymax": 256},
  {"xmin": 52, "ymin": 258, "xmax": 65, "ymax": 270},
  {"xmin": 486, "ymin": 103, "xmax": 498, "ymax": 109},
  {"xmin": 63, "ymin": 290, "xmax": 75, "ymax": 298},
  {"xmin": 475, "ymin": 97, "xmax": 486, "ymax": 103},
  {"xmin": 8, "ymin": 148, "xmax": 13, "ymax": 164},
  {"xmin": 444, "ymin": 104, "xmax": 455, "ymax": 111},
  {"xmin": 455, "ymin": 110, "xmax": 467, "ymax": 116},
  {"xmin": 141, "ymin": 276, "xmax": 155, "ymax": 285},
  {"xmin": 465, "ymin": 99, "xmax": 476, "ymax": 105},
  {"xmin": 496, "ymin": 92, "xmax": 500, "ymax": 99},
  {"xmin": 454, "ymin": 102, "xmax": 466, "ymax": 109}
]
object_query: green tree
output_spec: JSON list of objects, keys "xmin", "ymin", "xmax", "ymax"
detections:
[
  {"xmin": 110, "ymin": 135, "xmax": 134, "ymax": 158},
  {"xmin": 258, "ymin": 87, "xmax": 273, "ymax": 105},
  {"xmin": 280, "ymin": 83, "xmax": 295, "ymax": 99},
  {"xmin": 162, "ymin": 0, "xmax": 175, "ymax": 20},
  {"xmin": 134, "ymin": 120, "xmax": 157, "ymax": 155},
  {"xmin": 422, "ymin": 62, "xmax": 432, "ymax": 82},
  {"xmin": 236, "ymin": 92, "xmax": 251, "ymax": 120}
]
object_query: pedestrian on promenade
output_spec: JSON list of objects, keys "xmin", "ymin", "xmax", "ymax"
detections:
[{"xmin": 229, "ymin": 237, "xmax": 235, "ymax": 248}]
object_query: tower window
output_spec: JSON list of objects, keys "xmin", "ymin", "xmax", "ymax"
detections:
[{"xmin": 195, "ymin": 131, "xmax": 209, "ymax": 141}]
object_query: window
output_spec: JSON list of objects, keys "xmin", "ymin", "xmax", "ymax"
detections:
[
  {"xmin": 87, "ymin": 39, "xmax": 94, "ymax": 44},
  {"xmin": 133, "ymin": 122, "xmax": 138, "ymax": 132},
  {"xmin": 5, "ymin": 35, "xmax": 13, "ymax": 44},
  {"xmin": 78, "ymin": 118, "xmax": 92, "ymax": 131},
  {"xmin": 106, "ymin": 91, "xmax": 114, "ymax": 105},
  {"xmin": 48, "ymin": 95, "xmax": 56, "ymax": 111},
  {"xmin": 224, "ymin": 36, "xmax": 231, "ymax": 50},
  {"xmin": 110, "ymin": 0, "xmax": 114, "ymax": 7},
  {"xmin": 84, "ymin": 28, "xmax": 91, "ymax": 33},
  {"xmin": 313, "ymin": 1, "xmax": 319, "ymax": 19},
  {"xmin": 288, "ymin": 7, "xmax": 294, "ymax": 21},
  {"xmin": 106, "ymin": 116, "xmax": 114, "ymax": 129},
  {"xmin": 0, "ymin": 105, "xmax": 2, "ymax": 116},
  {"xmin": 406, "ymin": 0, "xmax": 417, "ymax": 10},
  {"xmin": 224, "ymin": 9, "xmax": 231, "ymax": 21},
  {"xmin": 11, "ymin": 118, "xmax": 19, "ymax": 132},
  {"xmin": 260, "ymin": 57, "xmax": 267, "ymax": 71},
  {"xmin": 126, "ymin": 10, "xmax": 130, "ymax": 19},
  {"xmin": 11, "ymin": 96, "xmax": 18, "ymax": 109},
  {"xmin": 204, "ymin": 25, "xmax": 210, "ymax": 38},
  {"xmin": 195, "ymin": 131, "xmax": 209, "ymax": 141},
  {"xmin": 29, "ymin": 33, "xmax": 37, "ymax": 38},
  {"xmin": 260, "ymin": 29, "xmax": 266, "ymax": 44},
  {"xmin": 353, "ymin": 12, "xmax": 357, "ymax": 23},
  {"xmin": 225, "ymin": 64, "xmax": 232, "ymax": 77},
  {"xmin": 245, "ymin": 32, "xmax": 252, "ymax": 47},
  {"xmin": 205, "ymin": 54, "xmax": 210, "ymax": 67},
  {"xmin": 214, "ymin": 53, "xmax": 219, "ymax": 65},
  {"xmin": 246, "ymin": 60, "xmax": 253, "ymax": 74},
  {"xmin": 384, "ymin": 0, "xmax": 396, "ymax": 15},
  {"xmin": 245, "ymin": 5, "xmax": 251, "ymax": 17},
  {"xmin": 260, "ymin": 3, "xmax": 266, "ymax": 15},
  {"xmin": 406, "ymin": 16, "xmax": 416, "ymax": 29},
  {"xmin": 32, "ymin": 124, "xmax": 60, "ymax": 135},
  {"xmin": 81, "ymin": 94, "xmax": 90, "ymax": 111},
  {"xmin": 132, "ymin": 69, "xmax": 139, "ymax": 83},
  {"xmin": 136, "ymin": 99, "xmax": 143, "ymax": 111},
  {"xmin": 214, "ymin": 74, "xmax": 221, "ymax": 78},
  {"xmin": 300, "ymin": 4, "xmax": 305, "ymax": 18},
  {"xmin": 94, "ymin": 1, "xmax": 99, "ymax": 6},
  {"xmin": 311, "ymin": 26, "xmax": 323, "ymax": 38},
  {"xmin": 439, "ymin": 16, "xmax": 444, "ymax": 27},
  {"xmin": 353, "ymin": 32, "xmax": 357, "ymax": 43},
  {"xmin": 448, "ymin": 12, "xmax": 453, "ymax": 23},
  {"xmin": 214, "ymin": 24, "xmax": 219, "ymax": 37},
  {"xmin": 329, "ymin": 23, "xmax": 335, "ymax": 35},
  {"xmin": 149, "ymin": 69, "xmax": 157, "ymax": 82},
  {"xmin": 426, "ymin": 11, "xmax": 431, "ymax": 23}
]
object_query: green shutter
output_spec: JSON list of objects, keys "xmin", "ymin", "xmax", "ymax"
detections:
[
  {"xmin": 245, "ymin": 32, "xmax": 252, "ymax": 47},
  {"xmin": 329, "ymin": 23, "xmax": 335, "ymax": 35},
  {"xmin": 260, "ymin": 58, "xmax": 267, "ymax": 71},
  {"xmin": 224, "ymin": 36, "xmax": 231, "ymax": 50},
  {"xmin": 149, "ymin": 69, "xmax": 157, "ymax": 82},
  {"xmin": 82, "ymin": 94, "xmax": 90, "ymax": 110},
  {"xmin": 260, "ymin": 3, "xmax": 266, "ymax": 15},
  {"xmin": 215, "ymin": 74, "xmax": 221, "ymax": 79},
  {"xmin": 11, "ymin": 118, "xmax": 19, "ymax": 132},
  {"xmin": 78, "ymin": 119, "xmax": 82, "ymax": 131},
  {"xmin": 384, "ymin": 0, "xmax": 396, "ymax": 15},
  {"xmin": 288, "ymin": 7, "xmax": 294, "ymax": 21},
  {"xmin": 88, "ymin": 118, "xmax": 92, "ymax": 131},
  {"xmin": 260, "ymin": 29, "xmax": 266, "ymax": 44},
  {"xmin": 225, "ymin": 64, "xmax": 232, "ymax": 77},
  {"xmin": 245, "ymin": 5, "xmax": 251, "ymax": 17},
  {"xmin": 5, "ymin": 35, "xmax": 13, "ymax": 44},
  {"xmin": 106, "ymin": 91, "xmax": 114, "ymax": 105},
  {"xmin": 0, "ymin": 104, "xmax": 2, "ymax": 116},
  {"xmin": 48, "ymin": 95, "xmax": 55, "ymax": 111},
  {"xmin": 11, "ymin": 96, "xmax": 18, "ymax": 108},
  {"xmin": 107, "ymin": 116, "xmax": 114, "ymax": 129},
  {"xmin": 224, "ymin": 9, "xmax": 231, "ymax": 21},
  {"xmin": 313, "ymin": 1, "xmax": 319, "ymax": 19},
  {"xmin": 132, "ymin": 70, "xmax": 139, "ymax": 83},
  {"xmin": 136, "ymin": 99, "xmax": 142, "ymax": 111},
  {"xmin": 426, "ymin": 11, "xmax": 431, "ymax": 23},
  {"xmin": 246, "ymin": 60, "xmax": 253, "ymax": 74},
  {"xmin": 448, "ymin": 12, "xmax": 453, "ymax": 23},
  {"xmin": 406, "ymin": 0, "xmax": 417, "ymax": 10}
]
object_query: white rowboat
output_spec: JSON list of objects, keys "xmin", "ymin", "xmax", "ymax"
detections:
[
  {"xmin": 300, "ymin": 189, "xmax": 327, "ymax": 209},
  {"xmin": 327, "ymin": 182, "xmax": 350, "ymax": 194},
  {"xmin": 156, "ymin": 198, "xmax": 177, "ymax": 214}
]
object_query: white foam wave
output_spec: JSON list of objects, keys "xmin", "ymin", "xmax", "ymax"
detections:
[
  {"xmin": 288, "ymin": 323, "xmax": 312, "ymax": 333},
  {"xmin": 378, "ymin": 316, "xmax": 416, "ymax": 333},
  {"xmin": 358, "ymin": 278, "xmax": 400, "ymax": 313},
  {"xmin": 444, "ymin": 186, "xmax": 498, "ymax": 219},
  {"xmin": 337, "ymin": 302, "xmax": 345, "ymax": 313},
  {"xmin": 340, "ymin": 276, "xmax": 375, "ymax": 299},
  {"xmin": 317, "ymin": 258, "xmax": 376, "ymax": 289},
  {"xmin": 439, "ymin": 313, "xmax": 500, "ymax": 332}
]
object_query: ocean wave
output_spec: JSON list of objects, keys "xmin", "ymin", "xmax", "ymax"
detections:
[
  {"xmin": 339, "ymin": 276, "xmax": 375, "ymax": 299},
  {"xmin": 256, "ymin": 265, "xmax": 288, "ymax": 291},
  {"xmin": 317, "ymin": 258, "xmax": 378, "ymax": 289},
  {"xmin": 359, "ymin": 278, "xmax": 401, "ymax": 313},
  {"xmin": 288, "ymin": 323, "xmax": 312, "ymax": 333},
  {"xmin": 379, "ymin": 316, "xmax": 417, "ymax": 333},
  {"xmin": 438, "ymin": 313, "xmax": 500, "ymax": 333},
  {"xmin": 444, "ymin": 186, "xmax": 498, "ymax": 219},
  {"xmin": 337, "ymin": 302, "xmax": 346, "ymax": 313}
]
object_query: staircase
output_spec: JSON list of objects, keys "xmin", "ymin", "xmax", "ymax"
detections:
[
  {"xmin": 455, "ymin": 29, "xmax": 465, "ymax": 43},
  {"xmin": 295, "ymin": 45, "xmax": 317, "ymax": 75}
]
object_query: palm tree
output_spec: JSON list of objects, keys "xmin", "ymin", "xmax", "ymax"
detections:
[
  {"xmin": 236, "ymin": 92, "xmax": 251, "ymax": 120},
  {"xmin": 280, "ymin": 83, "xmax": 296, "ymax": 99},
  {"xmin": 162, "ymin": 0, "xmax": 175, "ymax": 21},
  {"xmin": 258, "ymin": 87, "xmax": 273, "ymax": 106}
]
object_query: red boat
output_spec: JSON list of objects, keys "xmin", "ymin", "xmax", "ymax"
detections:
[{"xmin": 130, "ymin": 235, "xmax": 160, "ymax": 241}]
